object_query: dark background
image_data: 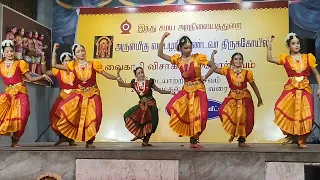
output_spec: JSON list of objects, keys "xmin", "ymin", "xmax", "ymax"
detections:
[
  {"xmin": 300, "ymin": 38, "xmax": 317, "ymax": 84},
  {"xmin": 0, "ymin": 0, "xmax": 37, "ymax": 19}
]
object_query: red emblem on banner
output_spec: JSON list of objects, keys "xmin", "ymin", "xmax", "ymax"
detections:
[{"xmin": 120, "ymin": 19, "xmax": 132, "ymax": 34}]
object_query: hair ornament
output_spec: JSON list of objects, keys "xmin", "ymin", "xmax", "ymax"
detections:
[
  {"xmin": 1, "ymin": 40, "xmax": 14, "ymax": 53},
  {"xmin": 285, "ymin": 32, "xmax": 297, "ymax": 42}
]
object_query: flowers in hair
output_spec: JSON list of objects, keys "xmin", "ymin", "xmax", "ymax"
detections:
[
  {"xmin": 1, "ymin": 40, "xmax": 14, "ymax": 53},
  {"xmin": 60, "ymin": 52, "xmax": 72, "ymax": 62},
  {"xmin": 71, "ymin": 44, "xmax": 80, "ymax": 51},
  {"xmin": 72, "ymin": 44, "xmax": 81, "ymax": 59},
  {"xmin": 133, "ymin": 64, "xmax": 142, "ymax": 70},
  {"xmin": 285, "ymin": 32, "xmax": 297, "ymax": 42}
]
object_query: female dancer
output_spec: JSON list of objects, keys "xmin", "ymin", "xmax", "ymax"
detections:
[
  {"xmin": 37, "ymin": 33, "xmax": 48, "ymax": 55},
  {"xmin": 14, "ymin": 28, "xmax": 25, "ymax": 60},
  {"xmin": 53, "ymin": 44, "xmax": 122, "ymax": 148},
  {"xmin": 23, "ymin": 31, "xmax": 35, "ymax": 64},
  {"xmin": 158, "ymin": 32, "xmax": 216, "ymax": 148},
  {"xmin": 31, "ymin": 31, "xmax": 41, "ymax": 74},
  {"xmin": 6, "ymin": 26, "xmax": 17, "ymax": 41},
  {"xmin": 267, "ymin": 33, "xmax": 320, "ymax": 148},
  {"xmin": 41, "ymin": 43, "xmax": 76, "ymax": 146},
  {"xmin": 213, "ymin": 52, "xmax": 263, "ymax": 147},
  {"xmin": 0, "ymin": 40, "xmax": 52, "ymax": 147},
  {"xmin": 117, "ymin": 65, "xmax": 173, "ymax": 146}
]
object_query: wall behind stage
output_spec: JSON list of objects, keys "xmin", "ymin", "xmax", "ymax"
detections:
[{"xmin": 77, "ymin": 1, "xmax": 289, "ymax": 143}]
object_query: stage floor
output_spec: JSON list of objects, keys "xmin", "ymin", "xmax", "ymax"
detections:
[
  {"xmin": 1, "ymin": 142, "xmax": 320, "ymax": 180},
  {"xmin": 1, "ymin": 142, "xmax": 320, "ymax": 152}
]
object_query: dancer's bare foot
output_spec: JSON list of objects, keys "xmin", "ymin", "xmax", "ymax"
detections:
[
  {"xmin": 68, "ymin": 140, "xmax": 77, "ymax": 146},
  {"xmin": 228, "ymin": 136, "xmax": 234, "ymax": 143},
  {"xmin": 11, "ymin": 138, "xmax": 20, "ymax": 147},
  {"xmin": 190, "ymin": 144, "xmax": 204, "ymax": 149},
  {"xmin": 54, "ymin": 137, "xmax": 68, "ymax": 146},
  {"xmin": 298, "ymin": 144, "xmax": 307, "ymax": 149},
  {"xmin": 238, "ymin": 142, "xmax": 250, "ymax": 147},
  {"xmin": 11, "ymin": 142, "xmax": 20, "ymax": 148},
  {"xmin": 86, "ymin": 144, "xmax": 95, "ymax": 148},
  {"xmin": 282, "ymin": 136, "xmax": 293, "ymax": 145},
  {"xmin": 142, "ymin": 142, "xmax": 152, "ymax": 147},
  {"xmin": 282, "ymin": 139, "xmax": 293, "ymax": 146},
  {"xmin": 131, "ymin": 137, "xmax": 140, "ymax": 141}
]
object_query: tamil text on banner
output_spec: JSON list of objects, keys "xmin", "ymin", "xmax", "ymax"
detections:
[{"xmin": 77, "ymin": 1, "xmax": 289, "ymax": 143}]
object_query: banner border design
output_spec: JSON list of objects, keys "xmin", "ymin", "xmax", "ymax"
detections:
[{"xmin": 79, "ymin": 1, "xmax": 288, "ymax": 15}]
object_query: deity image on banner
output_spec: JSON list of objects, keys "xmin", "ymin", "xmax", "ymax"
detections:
[{"xmin": 93, "ymin": 36, "xmax": 113, "ymax": 59}]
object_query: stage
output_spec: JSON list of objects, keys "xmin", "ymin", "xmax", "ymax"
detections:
[{"xmin": 0, "ymin": 142, "xmax": 320, "ymax": 180}]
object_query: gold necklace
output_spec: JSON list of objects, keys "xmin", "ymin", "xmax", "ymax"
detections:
[
  {"xmin": 77, "ymin": 62, "xmax": 90, "ymax": 84},
  {"xmin": 235, "ymin": 72, "xmax": 242, "ymax": 86},
  {"xmin": 4, "ymin": 60, "xmax": 14, "ymax": 78},
  {"xmin": 61, "ymin": 71, "xmax": 74, "ymax": 86},
  {"xmin": 232, "ymin": 67, "xmax": 242, "ymax": 86},
  {"xmin": 291, "ymin": 54, "xmax": 302, "ymax": 73},
  {"xmin": 181, "ymin": 56, "xmax": 191, "ymax": 78},
  {"xmin": 135, "ymin": 79, "xmax": 146, "ymax": 96}
]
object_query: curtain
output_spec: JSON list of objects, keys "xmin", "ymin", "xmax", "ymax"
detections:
[
  {"xmin": 290, "ymin": 0, "xmax": 320, "ymax": 143},
  {"xmin": 289, "ymin": 0, "xmax": 320, "ymax": 58}
]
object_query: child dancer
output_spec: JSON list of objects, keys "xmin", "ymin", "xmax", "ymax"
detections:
[
  {"xmin": 117, "ymin": 66, "xmax": 174, "ymax": 146},
  {"xmin": 213, "ymin": 52, "xmax": 263, "ymax": 147},
  {"xmin": 52, "ymin": 44, "xmax": 123, "ymax": 148},
  {"xmin": 158, "ymin": 32, "xmax": 216, "ymax": 148},
  {"xmin": 41, "ymin": 43, "xmax": 77, "ymax": 146},
  {"xmin": 0, "ymin": 40, "xmax": 52, "ymax": 147},
  {"xmin": 267, "ymin": 33, "xmax": 320, "ymax": 148}
]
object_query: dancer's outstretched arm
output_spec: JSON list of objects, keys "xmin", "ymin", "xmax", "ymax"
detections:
[
  {"xmin": 266, "ymin": 35, "xmax": 279, "ymax": 64},
  {"xmin": 157, "ymin": 32, "xmax": 171, "ymax": 62}
]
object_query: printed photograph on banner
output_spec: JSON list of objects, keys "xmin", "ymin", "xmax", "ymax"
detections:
[
  {"xmin": 94, "ymin": 36, "xmax": 114, "ymax": 59},
  {"xmin": 1, "ymin": 6, "xmax": 52, "ymax": 86}
]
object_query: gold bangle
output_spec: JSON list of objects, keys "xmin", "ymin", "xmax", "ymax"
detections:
[{"xmin": 41, "ymin": 61, "xmax": 46, "ymax": 64}]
